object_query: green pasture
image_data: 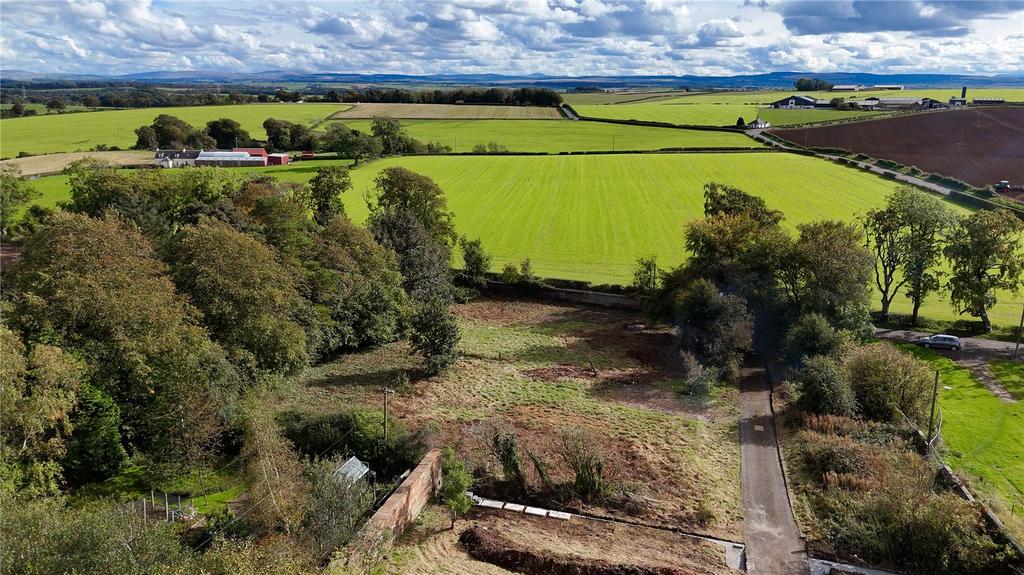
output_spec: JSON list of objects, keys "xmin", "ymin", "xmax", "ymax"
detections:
[
  {"xmin": 329, "ymin": 119, "xmax": 761, "ymax": 152},
  {"xmin": 561, "ymin": 90, "xmax": 696, "ymax": 105},
  {"xmin": 758, "ymin": 108, "xmax": 889, "ymax": 126},
  {"xmin": 900, "ymin": 345, "xmax": 1023, "ymax": 539},
  {"xmin": 1, "ymin": 103, "xmax": 93, "ymax": 114},
  {"xmin": 24, "ymin": 152, "xmax": 1023, "ymax": 326},
  {"xmin": 573, "ymin": 103, "xmax": 757, "ymax": 127},
  {"xmin": 0, "ymin": 103, "xmax": 349, "ymax": 156}
]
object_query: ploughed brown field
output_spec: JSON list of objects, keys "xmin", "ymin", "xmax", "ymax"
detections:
[{"xmin": 771, "ymin": 107, "xmax": 1024, "ymax": 187}]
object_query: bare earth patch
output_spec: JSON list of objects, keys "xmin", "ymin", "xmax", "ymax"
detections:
[
  {"xmin": 458, "ymin": 508, "xmax": 731, "ymax": 575},
  {"xmin": 0, "ymin": 151, "xmax": 151, "ymax": 175}
]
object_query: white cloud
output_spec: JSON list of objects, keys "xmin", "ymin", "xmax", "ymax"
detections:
[{"xmin": 0, "ymin": 0, "xmax": 1020, "ymax": 76}]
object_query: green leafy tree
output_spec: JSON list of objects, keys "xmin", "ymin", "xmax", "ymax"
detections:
[
  {"xmin": 45, "ymin": 98, "xmax": 65, "ymax": 112},
  {"xmin": 371, "ymin": 208, "xmax": 453, "ymax": 302},
  {"xmin": 440, "ymin": 448, "xmax": 473, "ymax": 529},
  {"xmin": 172, "ymin": 218, "xmax": 309, "ymax": 375},
  {"xmin": 702, "ymin": 181, "xmax": 783, "ymax": 227},
  {"xmin": 6, "ymin": 213, "xmax": 233, "ymax": 466},
  {"xmin": 794, "ymin": 355, "xmax": 857, "ymax": 417},
  {"xmin": 205, "ymin": 118, "xmax": 252, "ymax": 149},
  {"xmin": 305, "ymin": 216, "xmax": 410, "ymax": 357},
  {"xmin": 0, "ymin": 326, "xmax": 83, "ymax": 495},
  {"xmin": 673, "ymin": 278, "xmax": 753, "ymax": 380},
  {"xmin": 134, "ymin": 125, "xmax": 159, "ymax": 150},
  {"xmin": 943, "ymin": 209, "xmax": 1024, "ymax": 332},
  {"xmin": 845, "ymin": 343, "xmax": 933, "ymax": 424},
  {"xmin": 458, "ymin": 236, "xmax": 491, "ymax": 288},
  {"xmin": 889, "ymin": 188, "xmax": 955, "ymax": 325},
  {"xmin": 304, "ymin": 457, "xmax": 374, "ymax": 559},
  {"xmin": 0, "ymin": 165, "xmax": 40, "ymax": 236},
  {"xmin": 781, "ymin": 313, "xmax": 849, "ymax": 367},
  {"xmin": 63, "ymin": 383, "xmax": 127, "ymax": 486},
  {"xmin": 308, "ymin": 166, "xmax": 350, "ymax": 225},
  {"xmin": 863, "ymin": 204, "xmax": 908, "ymax": 321},
  {"xmin": 367, "ymin": 167, "xmax": 457, "ymax": 248},
  {"xmin": 410, "ymin": 298, "xmax": 460, "ymax": 376},
  {"xmin": 321, "ymin": 124, "xmax": 381, "ymax": 164},
  {"xmin": 370, "ymin": 116, "xmax": 405, "ymax": 155},
  {"xmin": 779, "ymin": 220, "xmax": 873, "ymax": 323}
]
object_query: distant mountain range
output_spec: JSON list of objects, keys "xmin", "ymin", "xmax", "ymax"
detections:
[{"xmin": 2, "ymin": 69, "xmax": 1023, "ymax": 89}]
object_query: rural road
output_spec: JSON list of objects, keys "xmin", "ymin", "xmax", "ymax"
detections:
[
  {"xmin": 875, "ymin": 328, "xmax": 1022, "ymax": 356},
  {"xmin": 739, "ymin": 364, "xmax": 808, "ymax": 575}
]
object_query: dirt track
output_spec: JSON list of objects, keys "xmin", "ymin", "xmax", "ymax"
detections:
[
  {"xmin": 739, "ymin": 365, "xmax": 808, "ymax": 575},
  {"xmin": 771, "ymin": 107, "xmax": 1024, "ymax": 187}
]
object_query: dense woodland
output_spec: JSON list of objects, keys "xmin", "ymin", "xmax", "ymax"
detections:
[{"xmin": 1, "ymin": 160, "xmax": 467, "ymax": 573}]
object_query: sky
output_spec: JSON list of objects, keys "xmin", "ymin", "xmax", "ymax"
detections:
[{"xmin": 1, "ymin": 0, "xmax": 1023, "ymax": 77}]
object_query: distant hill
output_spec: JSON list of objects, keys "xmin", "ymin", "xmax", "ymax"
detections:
[{"xmin": 2, "ymin": 69, "xmax": 1022, "ymax": 90}]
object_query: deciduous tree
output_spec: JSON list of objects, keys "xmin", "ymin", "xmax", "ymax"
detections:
[{"xmin": 943, "ymin": 209, "xmax": 1024, "ymax": 332}]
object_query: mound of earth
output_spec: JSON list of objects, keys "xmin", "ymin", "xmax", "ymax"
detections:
[{"xmin": 458, "ymin": 509, "xmax": 730, "ymax": 575}]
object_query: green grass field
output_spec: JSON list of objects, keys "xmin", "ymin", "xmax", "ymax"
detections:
[
  {"xmin": 329, "ymin": 119, "xmax": 761, "ymax": 152},
  {"xmin": 900, "ymin": 345, "xmax": 1023, "ymax": 539},
  {"xmin": 759, "ymin": 108, "xmax": 889, "ymax": 126},
  {"xmin": 23, "ymin": 152, "xmax": 1023, "ymax": 326},
  {"xmin": 573, "ymin": 103, "xmax": 757, "ymax": 126},
  {"xmin": 0, "ymin": 103, "xmax": 349, "ymax": 156},
  {"xmin": 562, "ymin": 90, "xmax": 697, "ymax": 105}
]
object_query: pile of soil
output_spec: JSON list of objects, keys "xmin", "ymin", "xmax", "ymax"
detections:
[{"xmin": 460, "ymin": 526, "xmax": 697, "ymax": 575}]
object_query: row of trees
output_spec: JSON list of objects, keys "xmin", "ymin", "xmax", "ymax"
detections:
[
  {"xmin": 863, "ymin": 186, "xmax": 1024, "ymax": 332},
  {"xmin": 316, "ymin": 86, "xmax": 563, "ymax": 107},
  {"xmin": 1, "ymin": 85, "xmax": 563, "ymax": 112},
  {"xmin": 133, "ymin": 114, "xmax": 451, "ymax": 160},
  {"xmin": 1, "ymin": 160, "xmax": 464, "ymax": 498}
]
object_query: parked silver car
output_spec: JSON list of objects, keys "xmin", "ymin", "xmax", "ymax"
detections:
[{"xmin": 916, "ymin": 334, "xmax": 962, "ymax": 351}]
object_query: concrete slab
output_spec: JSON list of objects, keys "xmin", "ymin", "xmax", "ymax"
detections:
[
  {"xmin": 478, "ymin": 499, "xmax": 504, "ymax": 509},
  {"xmin": 548, "ymin": 510, "xmax": 572, "ymax": 520},
  {"xmin": 503, "ymin": 503, "xmax": 525, "ymax": 512},
  {"xmin": 524, "ymin": 506, "xmax": 547, "ymax": 517}
]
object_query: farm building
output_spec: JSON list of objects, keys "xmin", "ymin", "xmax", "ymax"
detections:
[
  {"xmin": 154, "ymin": 149, "xmax": 201, "ymax": 168},
  {"xmin": 829, "ymin": 84, "xmax": 864, "ymax": 91},
  {"xmin": 268, "ymin": 153, "xmax": 289, "ymax": 165},
  {"xmin": 973, "ymin": 98, "xmax": 1006, "ymax": 105},
  {"xmin": 233, "ymin": 147, "xmax": 269, "ymax": 158},
  {"xmin": 949, "ymin": 97, "xmax": 968, "ymax": 107},
  {"xmin": 769, "ymin": 95, "xmax": 833, "ymax": 109},
  {"xmin": 872, "ymin": 85, "xmax": 904, "ymax": 90},
  {"xmin": 747, "ymin": 118, "xmax": 771, "ymax": 129},
  {"xmin": 853, "ymin": 97, "xmax": 945, "ymax": 110},
  {"xmin": 194, "ymin": 151, "xmax": 268, "ymax": 167}
]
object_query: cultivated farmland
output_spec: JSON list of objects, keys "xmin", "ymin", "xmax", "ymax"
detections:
[
  {"xmin": 329, "ymin": 119, "xmax": 762, "ymax": 152},
  {"xmin": 773, "ymin": 107, "xmax": 1024, "ymax": 187},
  {"xmin": 329, "ymin": 103, "xmax": 563, "ymax": 119},
  {"xmin": 0, "ymin": 103, "xmax": 349, "ymax": 156}
]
